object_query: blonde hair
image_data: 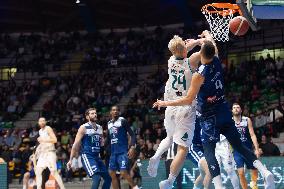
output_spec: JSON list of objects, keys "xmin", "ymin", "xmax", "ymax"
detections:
[{"xmin": 168, "ymin": 35, "xmax": 186, "ymax": 58}]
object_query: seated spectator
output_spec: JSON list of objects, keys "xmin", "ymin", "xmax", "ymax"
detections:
[{"xmin": 259, "ymin": 135, "xmax": 280, "ymax": 156}]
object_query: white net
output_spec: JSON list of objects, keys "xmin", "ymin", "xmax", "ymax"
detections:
[{"xmin": 202, "ymin": 7, "xmax": 235, "ymax": 42}]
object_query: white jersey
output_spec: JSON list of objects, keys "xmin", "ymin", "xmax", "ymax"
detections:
[
  {"xmin": 164, "ymin": 56, "xmax": 194, "ymax": 101},
  {"xmin": 36, "ymin": 126, "xmax": 57, "ymax": 171},
  {"xmin": 38, "ymin": 126, "xmax": 55, "ymax": 152}
]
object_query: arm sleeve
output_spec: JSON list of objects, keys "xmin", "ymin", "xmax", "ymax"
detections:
[{"xmin": 122, "ymin": 119, "xmax": 136, "ymax": 146}]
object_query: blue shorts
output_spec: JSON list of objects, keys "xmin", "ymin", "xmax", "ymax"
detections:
[
  {"xmin": 187, "ymin": 144, "xmax": 204, "ymax": 166},
  {"xmin": 199, "ymin": 102, "xmax": 236, "ymax": 144},
  {"xmin": 81, "ymin": 153, "xmax": 108, "ymax": 177},
  {"xmin": 109, "ymin": 152, "xmax": 128, "ymax": 171},
  {"xmin": 233, "ymin": 150, "xmax": 256, "ymax": 170}
]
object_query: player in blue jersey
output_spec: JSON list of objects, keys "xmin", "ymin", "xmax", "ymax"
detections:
[
  {"xmin": 153, "ymin": 30, "xmax": 275, "ymax": 189},
  {"xmin": 107, "ymin": 105, "xmax": 139, "ymax": 189},
  {"xmin": 188, "ymin": 116, "xmax": 212, "ymax": 189},
  {"xmin": 67, "ymin": 108, "xmax": 111, "ymax": 189},
  {"xmin": 232, "ymin": 103, "xmax": 260, "ymax": 189}
]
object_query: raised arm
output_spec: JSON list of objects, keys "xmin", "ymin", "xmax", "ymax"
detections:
[
  {"xmin": 67, "ymin": 126, "xmax": 85, "ymax": 169},
  {"xmin": 199, "ymin": 30, "xmax": 218, "ymax": 56},
  {"xmin": 247, "ymin": 118, "xmax": 260, "ymax": 158},
  {"xmin": 189, "ymin": 52, "xmax": 201, "ymax": 70},
  {"xmin": 153, "ymin": 72, "xmax": 204, "ymax": 108}
]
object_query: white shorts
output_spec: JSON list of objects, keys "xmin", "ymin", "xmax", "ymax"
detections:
[
  {"xmin": 215, "ymin": 139, "xmax": 235, "ymax": 171},
  {"xmin": 164, "ymin": 105, "xmax": 196, "ymax": 147},
  {"xmin": 36, "ymin": 151, "xmax": 57, "ymax": 171}
]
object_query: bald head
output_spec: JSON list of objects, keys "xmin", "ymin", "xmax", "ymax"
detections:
[{"xmin": 38, "ymin": 117, "xmax": 46, "ymax": 128}]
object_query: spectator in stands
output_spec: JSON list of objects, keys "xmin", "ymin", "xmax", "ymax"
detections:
[
  {"xmin": 276, "ymin": 56, "xmax": 283, "ymax": 71},
  {"xmin": 60, "ymin": 130, "xmax": 70, "ymax": 145},
  {"xmin": 251, "ymin": 85, "xmax": 261, "ymax": 100},
  {"xmin": 4, "ymin": 130, "xmax": 16, "ymax": 147},
  {"xmin": 259, "ymin": 135, "xmax": 280, "ymax": 156},
  {"xmin": 29, "ymin": 127, "xmax": 39, "ymax": 145},
  {"xmin": 144, "ymin": 142, "xmax": 155, "ymax": 159}
]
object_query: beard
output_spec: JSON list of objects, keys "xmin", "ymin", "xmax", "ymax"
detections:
[
  {"xmin": 233, "ymin": 112, "xmax": 241, "ymax": 116},
  {"xmin": 89, "ymin": 117, "xmax": 97, "ymax": 122}
]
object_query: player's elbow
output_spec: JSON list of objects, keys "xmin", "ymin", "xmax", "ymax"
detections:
[{"xmin": 51, "ymin": 137, "xmax": 57, "ymax": 143}]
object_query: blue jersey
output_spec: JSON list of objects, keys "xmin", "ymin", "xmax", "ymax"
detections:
[
  {"xmin": 80, "ymin": 122, "xmax": 103, "ymax": 157},
  {"xmin": 234, "ymin": 116, "xmax": 253, "ymax": 149},
  {"xmin": 108, "ymin": 117, "xmax": 129, "ymax": 154},
  {"xmin": 196, "ymin": 56, "xmax": 225, "ymax": 114}
]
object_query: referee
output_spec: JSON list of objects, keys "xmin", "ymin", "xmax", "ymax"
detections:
[{"xmin": 165, "ymin": 143, "xmax": 183, "ymax": 189}]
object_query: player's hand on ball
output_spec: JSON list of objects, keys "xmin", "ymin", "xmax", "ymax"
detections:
[{"xmin": 153, "ymin": 99, "xmax": 166, "ymax": 110}]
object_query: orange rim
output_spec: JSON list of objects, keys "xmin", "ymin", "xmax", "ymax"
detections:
[{"xmin": 201, "ymin": 3, "xmax": 241, "ymax": 16}]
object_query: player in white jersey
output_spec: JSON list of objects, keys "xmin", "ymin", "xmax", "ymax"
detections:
[
  {"xmin": 215, "ymin": 134, "xmax": 240, "ymax": 189},
  {"xmin": 147, "ymin": 35, "xmax": 204, "ymax": 189},
  {"xmin": 35, "ymin": 117, "xmax": 65, "ymax": 189}
]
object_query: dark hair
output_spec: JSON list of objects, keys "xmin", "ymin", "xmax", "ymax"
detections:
[
  {"xmin": 111, "ymin": 105, "xmax": 120, "ymax": 111},
  {"xmin": 232, "ymin": 102, "xmax": 241, "ymax": 107},
  {"xmin": 201, "ymin": 40, "xmax": 216, "ymax": 60},
  {"xmin": 85, "ymin": 108, "xmax": 97, "ymax": 117}
]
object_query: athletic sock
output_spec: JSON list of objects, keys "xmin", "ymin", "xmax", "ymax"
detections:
[
  {"xmin": 168, "ymin": 173, "xmax": 177, "ymax": 185},
  {"xmin": 253, "ymin": 160, "xmax": 267, "ymax": 177}
]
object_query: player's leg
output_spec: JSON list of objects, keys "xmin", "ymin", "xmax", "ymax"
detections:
[
  {"xmin": 48, "ymin": 153, "xmax": 65, "ymax": 189},
  {"xmin": 91, "ymin": 174, "xmax": 101, "ymax": 189},
  {"xmin": 219, "ymin": 142, "xmax": 240, "ymax": 189},
  {"xmin": 35, "ymin": 167, "xmax": 44, "ymax": 189},
  {"xmin": 159, "ymin": 108, "xmax": 195, "ymax": 189},
  {"xmin": 199, "ymin": 114, "xmax": 223, "ymax": 189},
  {"xmin": 250, "ymin": 169, "xmax": 258, "ymax": 189},
  {"xmin": 234, "ymin": 151, "xmax": 248, "ymax": 189},
  {"xmin": 237, "ymin": 168, "xmax": 247, "ymax": 189},
  {"xmin": 200, "ymin": 158, "xmax": 214, "ymax": 189},
  {"xmin": 109, "ymin": 171, "xmax": 120, "ymax": 189},
  {"xmin": 159, "ymin": 145, "xmax": 188, "ymax": 189},
  {"xmin": 108, "ymin": 153, "xmax": 121, "ymax": 189},
  {"xmin": 244, "ymin": 157, "xmax": 259, "ymax": 189},
  {"xmin": 22, "ymin": 172, "xmax": 30, "ymax": 189},
  {"xmin": 223, "ymin": 124, "xmax": 274, "ymax": 189},
  {"xmin": 118, "ymin": 153, "xmax": 139, "ymax": 189},
  {"xmin": 96, "ymin": 159, "xmax": 111, "ymax": 189},
  {"xmin": 188, "ymin": 144, "xmax": 211, "ymax": 189},
  {"xmin": 99, "ymin": 171, "xmax": 111, "ymax": 189},
  {"xmin": 223, "ymin": 158, "xmax": 240, "ymax": 189},
  {"xmin": 148, "ymin": 107, "xmax": 174, "ymax": 177}
]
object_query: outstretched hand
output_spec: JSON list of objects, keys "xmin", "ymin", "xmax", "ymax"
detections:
[
  {"xmin": 198, "ymin": 30, "xmax": 211, "ymax": 38},
  {"xmin": 152, "ymin": 99, "xmax": 167, "ymax": 110}
]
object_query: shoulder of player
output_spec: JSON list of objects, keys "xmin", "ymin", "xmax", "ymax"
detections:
[
  {"xmin": 45, "ymin": 126, "xmax": 54, "ymax": 132},
  {"xmin": 242, "ymin": 116, "xmax": 250, "ymax": 121},
  {"xmin": 78, "ymin": 123, "xmax": 88, "ymax": 132},
  {"xmin": 96, "ymin": 124, "xmax": 103, "ymax": 132}
]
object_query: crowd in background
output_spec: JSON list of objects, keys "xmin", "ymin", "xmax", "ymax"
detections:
[
  {"xmin": 0, "ymin": 79, "xmax": 45, "ymax": 123},
  {"xmin": 0, "ymin": 28, "xmax": 283, "ymax": 184}
]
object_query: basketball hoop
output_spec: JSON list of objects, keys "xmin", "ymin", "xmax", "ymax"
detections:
[{"xmin": 201, "ymin": 3, "xmax": 241, "ymax": 42}]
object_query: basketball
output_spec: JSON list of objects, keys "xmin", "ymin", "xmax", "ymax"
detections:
[{"xmin": 229, "ymin": 16, "xmax": 250, "ymax": 36}]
